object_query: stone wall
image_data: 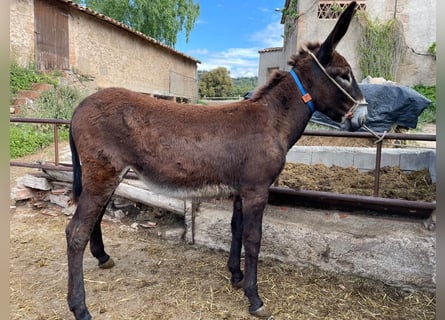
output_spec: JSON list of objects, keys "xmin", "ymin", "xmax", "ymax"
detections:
[
  {"xmin": 10, "ymin": 0, "xmax": 35, "ymax": 66},
  {"xmin": 68, "ymin": 10, "xmax": 197, "ymax": 100},
  {"xmin": 9, "ymin": 0, "xmax": 199, "ymax": 101},
  {"xmin": 269, "ymin": 0, "xmax": 436, "ymax": 87}
]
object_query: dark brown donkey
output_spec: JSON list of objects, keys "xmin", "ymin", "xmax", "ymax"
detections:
[{"xmin": 66, "ymin": 2, "xmax": 366, "ymax": 319}]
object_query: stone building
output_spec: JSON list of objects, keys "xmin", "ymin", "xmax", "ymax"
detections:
[
  {"xmin": 259, "ymin": 0, "xmax": 436, "ymax": 87},
  {"xmin": 10, "ymin": 0, "xmax": 200, "ymax": 102}
]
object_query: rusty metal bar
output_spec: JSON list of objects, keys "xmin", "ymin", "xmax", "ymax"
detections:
[
  {"xmin": 373, "ymin": 141, "xmax": 383, "ymax": 197},
  {"xmin": 10, "ymin": 161, "xmax": 73, "ymax": 171},
  {"xmin": 53, "ymin": 124, "xmax": 59, "ymax": 165},
  {"xmin": 10, "ymin": 117, "xmax": 70, "ymax": 125},
  {"xmin": 269, "ymin": 187, "xmax": 435, "ymax": 218},
  {"xmin": 9, "ymin": 117, "xmax": 436, "ymax": 218},
  {"xmin": 302, "ymin": 130, "xmax": 436, "ymax": 141}
]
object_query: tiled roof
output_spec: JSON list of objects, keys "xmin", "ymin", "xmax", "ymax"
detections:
[{"xmin": 258, "ymin": 47, "xmax": 283, "ymax": 54}]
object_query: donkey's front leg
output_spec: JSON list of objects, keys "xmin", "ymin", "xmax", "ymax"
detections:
[
  {"xmin": 228, "ymin": 194, "xmax": 244, "ymax": 287},
  {"xmin": 241, "ymin": 192, "xmax": 271, "ymax": 318}
]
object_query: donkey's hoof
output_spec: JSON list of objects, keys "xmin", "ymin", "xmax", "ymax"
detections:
[
  {"xmin": 250, "ymin": 305, "xmax": 272, "ymax": 319},
  {"xmin": 232, "ymin": 279, "xmax": 244, "ymax": 289},
  {"xmin": 99, "ymin": 257, "xmax": 115, "ymax": 269}
]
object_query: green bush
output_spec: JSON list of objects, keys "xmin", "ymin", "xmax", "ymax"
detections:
[
  {"xmin": 10, "ymin": 62, "xmax": 58, "ymax": 96},
  {"xmin": 412, "ymin": 85, "xmax": 436, "ymax": 124},
  {"xmin": 30, "ymin": 86, "xmax": 83, "ymax": 120},
  {"xmin": 10, "ymin": 63, "xmax": 82, "ymax": 158},
  {"xmin": 10, "ymin": 124, "xmax": 53, "ymax": 158}
]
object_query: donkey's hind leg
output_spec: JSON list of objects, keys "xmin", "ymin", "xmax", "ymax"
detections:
[
  {"xmin": 66, "ymin": 169, "xmax": 120, "ymax": 320},
  {"xmin": 89, "ymin": 205, "xmax": 115, "ymax": 269}
]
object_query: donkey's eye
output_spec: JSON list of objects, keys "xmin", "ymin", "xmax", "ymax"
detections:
[{"xmin": 338, "ymin": 73, "xmax": 351, "ymax": 82}]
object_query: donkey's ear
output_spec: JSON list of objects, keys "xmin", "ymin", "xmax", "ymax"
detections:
[{"xmin": 317, "ymin": 1, "xmax": 357, "ymax": 64}]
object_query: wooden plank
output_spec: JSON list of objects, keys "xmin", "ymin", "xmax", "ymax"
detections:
[
  {"xmin": 184, "ymin": 201, "xmax": 196, "ymax": 244},
  {"xmin": 114, "ymin": 183, "xmax": 186, "ymax": 216},
  {"xmin": 21, "ymin": 174, "xmax": 52, "ymax": 190},
  {"xmin": 43, "ymin": 168, "xmax": 189, "ymax": 217}
]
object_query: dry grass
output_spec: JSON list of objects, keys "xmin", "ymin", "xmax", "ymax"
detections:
[{"xmin": 10, "ymin": 204, "xmax": 435, "ymax": 320}]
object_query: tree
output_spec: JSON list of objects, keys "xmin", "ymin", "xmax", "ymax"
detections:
[
  {"xmin": 73, "ymin": 0, "xmax": 200, "ymax": 47},
  {"xmin": 198, "ymin": 67, "xmax": 234, "ymax": 98}
]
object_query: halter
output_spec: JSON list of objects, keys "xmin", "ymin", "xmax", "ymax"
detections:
[
  {"xmin": 307, "ymin": 50, "xmax": 362, "ymax": 115},
  {"xmin": 291, "ymin": 50, "xmax": 363, "ymax": 116},
  {"xmin": 290, "ymin": 69, "xmax": 315, "ymax": 113}
]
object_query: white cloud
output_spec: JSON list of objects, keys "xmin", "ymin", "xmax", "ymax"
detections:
[
  {"xmin": 198, "ymin": 47, "xmax": 259, "ymax": 77},
  {"xmin": 197, "ymin": 19, "xmax": 284, "ymax": 78},
  {"xmin": 250, "ymin": 20, "xmax": 284, "ymax": 48}
]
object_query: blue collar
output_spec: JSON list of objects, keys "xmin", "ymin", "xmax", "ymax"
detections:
[{"xmin": 290, "ymin": 69, "xmax": 315, "ymax": 113}]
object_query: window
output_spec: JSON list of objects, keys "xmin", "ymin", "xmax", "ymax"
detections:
[{"xmin": 318, "ymin": 1, "xmax": 366, "ymax": 19}]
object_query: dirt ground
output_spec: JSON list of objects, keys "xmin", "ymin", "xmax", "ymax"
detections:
[
  {"xmin": 10, "ymin": 128, "xmax": 436, "ymax": 320},
  {"xmin": 10, "ymin": 203, "xmax": 435, "ymax": 320}
]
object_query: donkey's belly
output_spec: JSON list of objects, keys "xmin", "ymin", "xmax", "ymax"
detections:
[{"xmin": 135, "ymin": 171, "xmax": 236, "ymax": 200}]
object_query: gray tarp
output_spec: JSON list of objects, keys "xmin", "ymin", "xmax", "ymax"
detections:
[{"xmin": 311, "ymin": 83, "xmax": 432, "ymax": 132}]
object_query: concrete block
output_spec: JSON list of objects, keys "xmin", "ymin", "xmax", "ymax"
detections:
[
  {"xmin": 380, "ymin": 150, "xmax": 402, "ymax": 168},
  {"xmin": 311, "ymin": 147, "xmax": 354, "ymax": 167},
  {"xmin": 400, "ymin": 149, "xmax": 435, "ymax": 172},
  {"xmin": 193, "ymin": 200, "xmax": 435, "ymax": 292},
  {"xmin": 286, "ymin": 147, "xmax": 436, "ymax": 176},
  {"xmin": 352, "ymin": 149, "xmax": 377, "ymax": 171},
  {"xmin": 286, "ymin": 146, "xmax": 312, "ymax": 164}
]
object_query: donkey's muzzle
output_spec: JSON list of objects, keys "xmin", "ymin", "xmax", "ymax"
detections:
[{"xmin": 343, "ymin": 101, "xmax": 368, "ymax": 131}]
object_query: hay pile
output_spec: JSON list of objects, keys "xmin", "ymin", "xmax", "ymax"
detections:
[{"xmin": 278, "ymin": 163, "xmax": 436, "ymax": 202}]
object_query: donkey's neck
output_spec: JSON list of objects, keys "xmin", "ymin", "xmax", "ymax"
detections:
[
  {"xmin": 285, "ymin": 100, "xmax": 313, "ymax": 149},
  {"xmin": 262, "ymin": 75, "xmax": 314, "ymax": 151}
]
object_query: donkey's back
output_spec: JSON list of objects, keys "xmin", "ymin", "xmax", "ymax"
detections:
[{"xmin": 70, "ymin": 87, "xmax": 285, "ymax": 200}]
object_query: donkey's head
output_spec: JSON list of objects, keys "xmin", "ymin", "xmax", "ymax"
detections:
[{"xmin": 289, "ymin": 1, "xmax": 367, "ymax": 126}]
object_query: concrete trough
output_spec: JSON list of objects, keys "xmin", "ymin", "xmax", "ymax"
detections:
[
  {"xmin": 285, "ymin": 146, "xmax": 436, "ymax": 182},
  {"xmin": 193, "ymin": 200, "xmax": 436, "ymax": 292}
]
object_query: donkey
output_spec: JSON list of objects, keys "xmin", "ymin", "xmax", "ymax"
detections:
[{"xmin": 66, "ymin": 2, "xmax": 366, "ymax": 319}]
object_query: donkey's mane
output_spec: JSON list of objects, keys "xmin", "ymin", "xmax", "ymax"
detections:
[
  {"xmin": 251, "ymin": 42, "xmax": 321, "ymax": 102},
  {"xmin": 251, "ymin": 70, "xmax": 287, "ymax": 102},
  {"xmin": 288, "ymin": 42, "xmax": 320, "ymax": 67}
]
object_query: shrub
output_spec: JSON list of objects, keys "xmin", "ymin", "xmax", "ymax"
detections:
[
  {"xmin": 10, "ymin": 62, "xmax": 58, "ymax": 96},
  {"xmin": 412, "ymin": 85, "xmax": 436, "ymax": 124},
  {"xmin": 31, "ymin": 86, "xmax": 83, "ymax": 120},
  {"xmin": 10, "ymin": 124, "xmax": 54, "ymax": 158}
]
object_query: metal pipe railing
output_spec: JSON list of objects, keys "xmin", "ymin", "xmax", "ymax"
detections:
[{"xmin": 10, "ymin": 117, "xmax": 436, "ymax": 216}]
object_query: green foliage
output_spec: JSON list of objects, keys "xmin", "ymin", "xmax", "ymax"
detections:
[
  {"xmin": 357, "ymin": 14, "xmax": 404, "ymax": 81},
  {"xmin": 27, "ymin": 86, "xmax": 84, "ymax": 120},
  {"xmin": 198, "ymin": 67, "xmax": 234, "ymax": 97},
  {"xmin": 412, "ymin": 85, "xmax": 436, "ymax": 124},
  {"xmin": 231, "ymin": 77, "xmax": 258, "ymax": 97},
  {"xmin": 10, "ymin": 64, "xmax": 83, "ymax": 158},
  {"xmin": 73, "ymin": 0, "xmax": 200, "ymax": 47},
  {"xmin": 10, "ymin": 124, "xmax": 59, "ymax": 158},
  {"xmin": 280, "ymin": 0, "xmax": 299, "ymax": 38},
  {"xmin": 10, "ymin": 62, "xmax": 58, "ymax": 95},
  {"xmin": 428, "ymin": 42, "xmax": 436, "ymax": 55}
]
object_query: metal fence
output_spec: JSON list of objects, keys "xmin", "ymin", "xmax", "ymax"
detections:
[{"xmin": 10, "ymin": 117, "xmax": 436, "ymax": 218}]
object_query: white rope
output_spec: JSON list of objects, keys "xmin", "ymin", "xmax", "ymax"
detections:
[{"xmin": 307, "ymin": 50, "xmax": 361, "ymax": 111}]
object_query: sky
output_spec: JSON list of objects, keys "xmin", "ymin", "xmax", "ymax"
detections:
[{"xmin": 175, "ymin": 0, "xmax": 285, "ymax": 78}]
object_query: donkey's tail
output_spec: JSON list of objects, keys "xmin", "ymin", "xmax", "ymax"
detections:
[{"xmin": 69, "ymin": 125, "xmax": 82, "ymax": 203}]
